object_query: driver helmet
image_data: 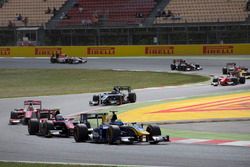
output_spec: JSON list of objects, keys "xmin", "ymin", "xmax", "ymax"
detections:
[{"xmin": 55, "ymin": 114, "xmax": 64, "ymax": 121}]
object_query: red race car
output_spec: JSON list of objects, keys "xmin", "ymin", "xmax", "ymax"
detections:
[
  {"xmin": 9, "ymin": 100, "xmax": 42, "ymax": 125},
  {"xmin": 211, "ymin": 75, "xmax": 245, "ymax": 86},
  {"xmin": 28, "ymin": 109, "xmax": 75, "ymax": 137}
]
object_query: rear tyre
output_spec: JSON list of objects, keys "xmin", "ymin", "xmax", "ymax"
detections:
[
  {"xmin": 107, "ymin": 125, "xmax": 121, "ymax": 144},
  {"xmin": 239, "ymin": 77, "xmax": 246, "ymax": 84},
  {"xmin": 28, "ymin": 119, "xmax": 39, "ymax": 135},
  {"xmin": 146, "ymin": 125, "xmax": 161, "ymax": 144},
  {"xmin": 128, "ymin": 93, "xmax": 136, "ymax": 103},
  {"xmin": 50, "ymin": 57, "xmax": 56, "ymax": 63},
  {"xmin": 222, "ymin": 67, "xmax": 227, "ymax": 75},
  {"xmin": 74, "ymin": 124, "xmax": 88, "ymax": 142},
  {"xmin": 231, "ymin": 77, "xmax": 238, "ymax": 85},
  {"xmin": 170, "ymin": 64, "xmax": 176, "ymax": 70},
  {"xmin": 92, "ymin": 95, "xmax": 100, "ymax": 105}
]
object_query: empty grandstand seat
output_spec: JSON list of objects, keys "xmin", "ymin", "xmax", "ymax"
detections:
[
  {"xmin": 155, "ymin": 0, "xmax": 249, "ymax": 24},
  {"xmin": 59, "ymin": 0, "xmax": 156, "ymax": 27},
  {"xmin": 0, "ymin": 0, "xmax": 66, "ymax": 27}
]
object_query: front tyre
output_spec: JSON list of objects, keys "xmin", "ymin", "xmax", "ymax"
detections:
[
  {"xmin": 128, "ymin": 93, "xmax": 136, "ymax": 103},
  {"xmin": 146, "ymin": 125, "xmax": 161, "ymax": 144},
  {"xmin": 28, "ymin": 119, "xmax": 39, "ymax": 135},
  {"xmin": 107, "ymin": 125, "xmax": 121, "ymax": 144},
  {"xmin": 239, "ymin": 77, "xmax": 246, "ymax": 84},
  {"xmin": 74, "ymin": 124, "xmax": 88, "ymax": 142}
]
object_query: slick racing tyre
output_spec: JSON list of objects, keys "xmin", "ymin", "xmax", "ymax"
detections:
[
  {"xmin": 50, "ymin": 58, "xmax": 57, "ymax": 63},
  {"xmin": 231, "ymin": 77, "xmax": 238, "ymax": 85},
  {"xmin": 92, "ymin": 95, "xmax": 100, "ymax": 105},
  {"xmin": 170, "ymin": 64, "xmax": 176, "ymax": 70},
  {"xmin": 28, "ymin": 119, "xmax": 39, "ymax": 135},
  {"xmin": 222, "ymin": 67, "xmax": 227, "ymax": 75},
  {"xmin": 195, "ymin": 64, "xmax": 201, "ymax": 70},
  {"xmin": 74, "ymin": 124, "xmax": 88, "ymax": 142},
  {"xmin": 9, "ymin": 111, "xmax": 18, "ymax": 125},
  {"xmin": 239, "ymin": 77, "xmax": 246, "ymax": 84},
  {"xmin": 44, "ymin": 121, "xmax": 54, "ymax": 137},
  {"xmin": 128, "ymin": 93, "xmax": 136, "ymax": 103},
  {"xmin": 146, "ymin": 125, "xmax": 161, "ymax": 144},
  {"xmin": 10, "ymin": 111, "xmax": 17, "ymax": 119},
  {"xmin": 22, "ymin": 118, "xmax": 29, "ymax": 125},
  {"xmin": 107, "ymin": 125, "xmax": 121, "ymax": 145}
]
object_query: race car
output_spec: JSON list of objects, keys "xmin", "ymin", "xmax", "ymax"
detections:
[
  {"xmin": 211, "ymin": 75, "xmax": 245, "ymax": 86},
  {"xmin": 222, "ymin": 63, "xmax": 248, "ymax": 75},
  {"xmin": 28, "ymin": 109, "xmax": 75, "ymax": 137},
  {"xmin": 9, "ymin": 109, "xmax": 26, "ymax": 125},
  {"xmin": 170, "ymin": 59, "xmax": 202, "ymax": 71},
  {"xmin": 89, "ymin": 86, "xmax": 136, "ymax": 106},
  {"xmin": 50, "ymin": 53, "xmax": 87, "ymax": 64},
  {"xmin": 9, "ymin": 100, "xmax": 42, "ymax": 125},
  {"xmin": 74, "ymin": 111, "xmax": 170, "ymax": 145},
  {"xmin": 241, "ymin": 69, "xmax": 250, "ymax": 79}
]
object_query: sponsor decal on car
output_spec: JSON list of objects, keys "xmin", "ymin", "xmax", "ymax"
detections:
[
  {"xmin": 35, "ymin": 48, "xmax": 62, "ymax": 56},
  {"xmin": 145, "ymin": 46, "xmax": 174, "ymax": 55},
  {"xmin": 203, "ymin": 45, "xmax": 234, "ymax": 55}
]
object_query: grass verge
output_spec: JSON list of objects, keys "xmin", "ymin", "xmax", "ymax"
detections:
[
  {"xmin": 161, "ymin": 128, "xmax": 250, "ymax": 141},
  {"xmin": 0, "ymin": 69, "xmax": 209, "ymax": 98}
]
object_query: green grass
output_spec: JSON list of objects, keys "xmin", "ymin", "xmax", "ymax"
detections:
[
  {"xmin": 0, "ymin": 69, "xmax": 209, "ymax": 98},
  {"xmin": 161, "ymin": 128, "xmax": 250, "ymax": 141},
  {"xmin": 0, "ymin": 162, "xmax": 117, "ymax": 167}
]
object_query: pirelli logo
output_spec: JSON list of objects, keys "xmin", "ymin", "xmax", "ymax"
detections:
[
  {"xmin": 203, "ymin": 46, "xmax": 234, "ymax": 55},
  {"xmin": 0, "ymin": 48, "xmax": 10, "ymax": 56},
  {"xmin": 35, "ymin": 48, "xmax": 62, "ymax": 56},
  {"xmin": 145, "ymin": 46, "xmax": 174, "ymax": 55},
  {"xmin": 87, "ymin": 47, "xmax": 115, "ymax": 55}
]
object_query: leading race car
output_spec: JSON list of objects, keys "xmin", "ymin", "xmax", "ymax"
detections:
[
  {"xmin": 222, "ymin": 63, "xmax": 250, "ymax": 79},
  {"xmin": 50, "ymin": 53, "xmax": 87, "ymax": 64},
  {"xmin": 9, "ymin": 100, "xmax": 42, "ymax": 125},
  {"xmin": 28, "ymin": 109, "xmax": 75, "ymax": 137},
  {"xmin": 74, "ymin": 111, "xmax": 170, "ymax": 145},
  {"xmin": 222, "ymin": 62, "xmax": 248, "ymax": 75},
  {"xmin": 89, "ymin": 86, "xmax": 136, "ymax": 106},
  {"xmin": 170, "ymin": 59, "xmax": 202, "ymax": 71},
  {"xmin": 211, "ymin": 75, "xmax": 245, "ymax": 86}
]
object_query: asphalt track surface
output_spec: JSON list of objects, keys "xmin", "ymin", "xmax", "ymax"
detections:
[{"xmin": 0, "ymin": 57, "xmax": 250, "ymax": 167}]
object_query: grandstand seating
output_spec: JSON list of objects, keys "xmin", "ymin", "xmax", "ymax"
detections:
[
  {"xmin": 0, "ymin": 0, "xmax": 66, "ymax": 27},
  {"xmin": 59, "ymin": 0, "xmax": 156, "ymax": 27},
  {"xmin": 0, "ymin": 0, "xmax": 249, "ymax": 28},
  {"xmin": 155, "ymin": 0, "xmax": 249, "ymax": 24}
]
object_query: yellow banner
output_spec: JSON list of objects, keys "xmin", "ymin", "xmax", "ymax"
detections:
[{"xmin": 0, "ymin": 44, "xmax": 250, "ymax": 57}]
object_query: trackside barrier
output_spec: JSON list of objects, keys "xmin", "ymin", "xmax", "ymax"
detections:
[{"xmin": 0, "ymin": 44, "xmax": 250, "ymax": 57}]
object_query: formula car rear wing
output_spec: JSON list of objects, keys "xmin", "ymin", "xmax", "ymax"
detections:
[
  {"xmin": 24, "ymin": 100, "xmax": 42, "ymax": 107},
  {"xmin": 113, "ymin": 86, "xmax": 131, "ymax": 92}
]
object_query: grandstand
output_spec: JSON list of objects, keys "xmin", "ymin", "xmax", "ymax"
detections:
[
  {"xmin": 155, "ymin": 0, "xmax": 249, "ymax": 24},
  {"xmin": 0, "ymin": 0, "xmax": 66, "ymax": 27},
  {"xmin": 0, "ymin": 0, "xmax": 249, "ymax": 45},
  {"xmin": 59, "ymin": 0, "xmax": 156, "ymax": 27}
]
